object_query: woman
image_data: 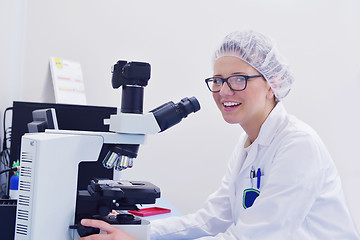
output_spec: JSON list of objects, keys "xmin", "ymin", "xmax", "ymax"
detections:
[{"xmin": 80, "ymin": 30, "xmax": 359, "ymax": 239}]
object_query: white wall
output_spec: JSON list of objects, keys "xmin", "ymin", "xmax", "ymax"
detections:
[
  {"xmin": 0, "ymin": 0, "xmax": 27, "ymax": 193},
  {"xmin": 1, "ymin": 0, "xmax": 359, "ymax": 232}
]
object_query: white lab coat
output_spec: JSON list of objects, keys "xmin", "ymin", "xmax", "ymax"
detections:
[{"xmin": 150, "ymin": 103, "xmax": 359, "ymax": 239}]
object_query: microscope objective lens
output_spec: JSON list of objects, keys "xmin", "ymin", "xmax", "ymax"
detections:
[
  {"xmin": 121, "ymin": 156, "xmax": 128, "ymax": 169},
  {"xmin": 102, "ymin": 151, "xmax": 112, "ymax": 168},
  {"xmin": 128, "ymin": 158, "xmax": 134, "ymax": 168},
  {"xmin": 102, "ymin": 151, "xmax": 119, "ymax": 169},
  {"xmin": 113, "ymin": 155, "xmax": 133, "ymax": 171}
]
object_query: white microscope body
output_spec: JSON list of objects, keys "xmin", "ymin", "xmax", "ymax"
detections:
[
  {"xmin": 14, "ymin": 60, "xmax": 200, "ymax": 240},
  {"xmin": 14, "ymin": 130, "xmax": 145, "ymax": 240}
]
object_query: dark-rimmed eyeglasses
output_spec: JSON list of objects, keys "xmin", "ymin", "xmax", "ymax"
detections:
[{"xmin": 205, "ymin": 74, "xmax": 263, "ymax": 92}]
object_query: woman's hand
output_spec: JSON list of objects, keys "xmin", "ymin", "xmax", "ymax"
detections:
[{"xmin": 78, "ymin": 219, "xmax": 138, "ymax": 240}]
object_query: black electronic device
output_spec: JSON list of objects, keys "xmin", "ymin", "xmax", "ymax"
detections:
[
  {"xmin": 111, "ymin": 60, "xmax": 151, "ymax": 89},
  {"xmin": 0, "ymin": 199, "xmax": 16, "ymax": 240},
  {"xmin": 10, "ymin": 101, "xmax": 117, "ymax": 190}
]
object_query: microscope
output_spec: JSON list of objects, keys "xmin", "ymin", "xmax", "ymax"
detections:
[{"xmin": 14, "ymin": 60, "xmax": 200, "ymax": 240}]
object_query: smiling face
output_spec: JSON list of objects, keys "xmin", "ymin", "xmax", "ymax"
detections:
[{"xmin": 212, "ymin": 56, "xmax": 275, "ymax": 133}]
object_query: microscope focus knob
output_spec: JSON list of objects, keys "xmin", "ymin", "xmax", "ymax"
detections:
[
  {"xmin": 98, "ymin": 205, "xmax": 112, "ymax": 216},
  {"xmin": 116, "ymin": 213, "xmax": 136, "ymax": 224},
  {"xmin": 77, "ymin": 221, "xmax": 100, "ymax": 237}
]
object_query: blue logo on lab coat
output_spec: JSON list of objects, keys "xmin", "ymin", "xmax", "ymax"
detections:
[{"xmin": 243, "ymin": 188, "xmax": 260, "ymax": 209}]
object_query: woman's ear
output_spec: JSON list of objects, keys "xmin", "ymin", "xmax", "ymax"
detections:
[{"xmin": 266, "ymin": 83, "xmax": 275, "ymax": 100}]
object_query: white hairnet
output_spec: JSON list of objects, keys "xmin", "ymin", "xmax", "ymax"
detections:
[{"xmin": 213, "ymin": 30, "xmax": 294, "ymax": 100}]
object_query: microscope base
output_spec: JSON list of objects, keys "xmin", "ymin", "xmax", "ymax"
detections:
[{"xmin": 114, "ymin": 219, "xmax": 150, "ymax": 240}]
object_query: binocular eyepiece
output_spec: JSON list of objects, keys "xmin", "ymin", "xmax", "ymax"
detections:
[{"xmin": 151, "ymin": 96, "xmax": 200, "ymax": 132}]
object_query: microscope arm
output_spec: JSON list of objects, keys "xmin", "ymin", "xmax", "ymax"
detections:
[
  {"xmin": 45, "ymin": 129, "xmax": 146, "ymax": 145},
  {"xmin": 109, "ymin": 112, "xmax": 161, "ymax": 134}
]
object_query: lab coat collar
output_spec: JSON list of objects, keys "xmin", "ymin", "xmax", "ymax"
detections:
[{"xmin": 253, "ymin": 102, "xmax": 287, "ymax": 147}]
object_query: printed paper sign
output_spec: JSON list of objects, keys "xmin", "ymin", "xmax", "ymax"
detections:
[{"xmin": 49, "ymin": 57, "xmax": 87, "ymax": 105}]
